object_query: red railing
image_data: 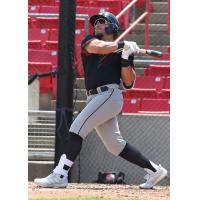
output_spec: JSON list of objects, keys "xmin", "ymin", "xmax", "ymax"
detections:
[
  {"xmin": 116, "ymin": 0, "xmax": 170, "ymax": 47},
  {"xmin": 115, "ymin": 0, "xmax": 150, "ymax": 48},
  {"xmin": 116, "ymin": 0, "xmax": 138, "ymax": 19},
  {"xmin": 168, "ymin": 0, "xmax": 170, "ymax": 34},
  {"xmin": 145, "ymin": 0, "xmax": 150, "ymax": 49}
]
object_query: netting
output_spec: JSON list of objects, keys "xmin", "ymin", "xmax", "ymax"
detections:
[
  {"xmin": 71, "ymin": 114, "xmax": 170, "ymax": 185},
  {"xmin": 28, "ymin": 111, "xmax": 170, "ymax": 185}
]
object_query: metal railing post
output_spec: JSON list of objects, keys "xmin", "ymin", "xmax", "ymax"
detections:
[
  {"xmin": 116, "ymin": 12, "xmax": 148, "ymax": 42},
  {"xmin": 116, "ymin": 0, "xmax": 138, "ymax": 19},
  {"xmin": 145, "ymin": 0, "xmax": 150, "ymax": 49},
  {"xmin": 168, "ymin": 0, "xmax": 170, "ymax": 34}
]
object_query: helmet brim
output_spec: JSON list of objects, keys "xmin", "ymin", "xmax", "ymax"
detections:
[{"xmin": 89, "ymin": 14, "xmax": 112, "ymax": 27}]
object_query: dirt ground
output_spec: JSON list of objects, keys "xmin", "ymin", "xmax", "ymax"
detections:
[{"xmin": 29, "ymin": 182, "xmax": 170, "ymax": 200}]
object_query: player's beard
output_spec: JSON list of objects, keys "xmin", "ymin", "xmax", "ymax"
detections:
[
  {"xmin": 94, "ymin": 29, "xmax": 104, "ymax": 39},
  {"xmin": 94, "ymin": 32, "xmax": 103, "ymax": 40}
]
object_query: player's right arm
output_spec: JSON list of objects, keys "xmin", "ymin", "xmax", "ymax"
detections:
[
  {"xmin": 81, "ymin": 35, "xmax": 128, "ymax": 55},
  {"xmin": 81, "ymin": 35, "xmax": 140, "ymax": 55},
  {"xmin": 81, "ymin": 34, "xmax": 119, "ymax": 55},
  {"xmin": 85, "ymin": 39, "xmax": 119, "ymax": 55}
]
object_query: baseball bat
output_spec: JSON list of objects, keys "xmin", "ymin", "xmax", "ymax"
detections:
[{"xmin": 139, "ymin": 49, "xmax": 163, "ymax": 57}]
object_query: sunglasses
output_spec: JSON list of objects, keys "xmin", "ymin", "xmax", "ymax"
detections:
[{"xmin": 94, "ymin": 18, "xmax": 110, "ymax": 26}]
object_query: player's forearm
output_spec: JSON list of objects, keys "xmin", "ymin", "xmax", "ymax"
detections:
[
  {"xmin": 94, "ymin": 41, "xmax": 119, "ymax": 54},
  {"xmin": 86, "ymin": 40, "xmax": 124, "ymax": 55},
  {"xmin": 121, "ymin": 67, "xmax": 136, "ymax": 88}
]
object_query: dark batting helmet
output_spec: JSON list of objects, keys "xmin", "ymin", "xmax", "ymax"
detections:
[{"xmin": 90, "ymin": 11, "xmax": 120, "ymax": 34}]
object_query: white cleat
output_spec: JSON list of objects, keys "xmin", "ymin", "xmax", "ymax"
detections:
[
  {"xmin": 34, "ymin": 173, "xmax": 68, "ymax": 188},
  {"xmin": 139, "ymin": 165, "xmax": 167, "ymax": 189}
]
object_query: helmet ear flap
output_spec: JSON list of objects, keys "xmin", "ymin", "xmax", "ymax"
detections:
[
  {"xmin": 113, "ymin": 25, "xmax": 119, "ymax": 33},
  {"xmin": 105, "ymin": 25, "xmax": 113, "ymax": 34},
  {"xmin": 105, "ymin": 24, "xmax": 118, "ymax": 34}
]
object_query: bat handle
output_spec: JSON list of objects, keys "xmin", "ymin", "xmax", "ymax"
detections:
[
  {"xmin": 138, "ymin": 49, "xmax": 147, "ymax": 54},
  {"xmin": 139, "ymin": 49, "xmax": 163, "ymax": 57}
]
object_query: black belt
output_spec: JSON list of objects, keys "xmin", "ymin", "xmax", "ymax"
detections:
[{"xmin": 87, "ymin": 86, "xmax": 109, "ymax": 96}]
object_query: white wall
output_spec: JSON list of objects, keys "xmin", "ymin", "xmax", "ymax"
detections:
[{"xmin": 28, "ymin": 79, "xmax": 39, "ymax": 110}]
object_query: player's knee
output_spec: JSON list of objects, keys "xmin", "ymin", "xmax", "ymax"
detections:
[
  {"xmin": 69, "ymin": 120, "xmax": 89, "ymax": 139},
  {"xmin": 104, "ymin": 139, "xmax": 126, "ymax": 156}
]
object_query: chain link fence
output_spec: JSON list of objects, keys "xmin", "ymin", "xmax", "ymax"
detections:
[
  {"xmin": 71, "ymin": 114, "xmax": 170, "ymax": 185},
  {"xmin": 28, "ymin": 111, "xmax": 170, "ymax": 185},
  {"xmin": 28, "ymin": 0, "xmax": 170, "ymax": 185}
]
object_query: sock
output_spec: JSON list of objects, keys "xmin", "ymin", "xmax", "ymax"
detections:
[
  {"xmin": 150, "ymin": 160, "xmax": 159, "ymax": 171},
  {"xmin": 143, "ymin": 161, "xmax": 160, "ymax": 174},
  {"xmin": 53, "ymin": 132, "xmax": 83, "ymax": 176},
  {"xmin": 119, "ymin": 143, "xmax": 156, "ymax": 172},
  {"xmin": 64, "ymin": 132, "xmax": 83, "ymax": 161},
  {"xmin": 53, "ymin": 154, "xmax": 73, "ymax": 176}
]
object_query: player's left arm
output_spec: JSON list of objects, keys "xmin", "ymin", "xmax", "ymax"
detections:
[
  {"xmin": 121, "ymin": 66, "xmax": 136, "ymax": 89},
  {"xmin": 120, "ymin": 46, "xmax": 137, "ymax": 89}
]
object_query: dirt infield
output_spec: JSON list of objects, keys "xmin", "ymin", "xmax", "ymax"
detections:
[{"xmin": 29, "ymin": 182, "xmax": 170, "ymax": 200}]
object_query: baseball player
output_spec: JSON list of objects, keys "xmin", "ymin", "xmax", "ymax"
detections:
[{"xmin": 34, "ymin": 11, "xmax": 167, "ymax": 189}]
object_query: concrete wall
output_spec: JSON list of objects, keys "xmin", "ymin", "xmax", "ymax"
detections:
[
  {"xmin": 28, "ymin": 79, "xmax": 39, "ymax": 110},
  {"xmin": 28, "ymin": 161, "xmax": 54, "ymax": 181}
]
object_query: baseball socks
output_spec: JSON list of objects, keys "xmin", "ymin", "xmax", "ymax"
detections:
[
  {"xmin": 119, "ymin": 143, "xmax": 158, "ymax": 172},
  {"xmin": 53, "ymin": 132, "xmax": 83, "ymax": 177},
  {"xmin": 53, "ymin": 154, "xmax": 73, "ymax": 177}
]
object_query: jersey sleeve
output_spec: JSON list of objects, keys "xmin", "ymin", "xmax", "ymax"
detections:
[{"xmin": 81, "ymin": 35, "xmax": 96, "ymax": 50}]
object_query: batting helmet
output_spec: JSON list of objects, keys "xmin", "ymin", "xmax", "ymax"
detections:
[{"xmin": 90, "ymin": 11, "xmax": 120, "ymax": 34}]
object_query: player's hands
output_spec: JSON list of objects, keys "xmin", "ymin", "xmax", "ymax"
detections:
[
  {"xmin": 124, "ymin": 41, "xmax": 140, "ymax": 54},
  {"xmin": 122, "ymin": 41, "xmax": 140, "ymax": 59},
  {"xmin": 121, "ymin": 46, "xmax": 134, "ymax": 59},
  {"xmin": 130, "ymin": 41, "xmax": 140, "ymax": 54}
]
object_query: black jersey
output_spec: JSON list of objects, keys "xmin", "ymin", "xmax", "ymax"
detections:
[{"xmin": 81, "ymin": 35, "xmax": 122, "ymax": 90}]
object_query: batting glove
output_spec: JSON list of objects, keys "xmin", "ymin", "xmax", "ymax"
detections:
[
  {"xmin": 121, "ymin": 45, "xmax": 134, "ymax": 60},
  {"xmin": 130, "ymin": 41, "xmax": 140, "ymax": 54},
  {"xmin": 124, "ymin": 41, "xmax": 140, "ymax": 54}
]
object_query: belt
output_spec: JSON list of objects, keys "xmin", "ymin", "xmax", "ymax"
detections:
[{"xmin": 87, "ymin": 86, "xmax": 109, "ymax": 96}]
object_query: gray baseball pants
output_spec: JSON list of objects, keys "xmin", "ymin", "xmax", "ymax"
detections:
[{"xmin": 69, "ymin": 84, "xmax": 126, "ymax": 156}]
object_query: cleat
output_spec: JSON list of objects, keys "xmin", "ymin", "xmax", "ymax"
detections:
[
  {"xmin": 139, "ymin": 165, "xmax": 167, "ymax": 189},
  {"xmin": 34, "ymin": 173, "xmax": 68, "ymax": 188}
]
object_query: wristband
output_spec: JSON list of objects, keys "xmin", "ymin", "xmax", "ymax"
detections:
[
  {"xmin": 123, "ymin": 81, "xmax": 134, "ymax": 89},
  {"xmin": 117, "ymin": 41, "xmax": 124, "ymax": 49},
  {"xmin": 121, "ymin": 58, "xmax": 130, "ymax": 67}
]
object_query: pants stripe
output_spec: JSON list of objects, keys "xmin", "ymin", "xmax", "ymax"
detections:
[{"xmin": 77, "ymin": 89, "xmax": 115, "ymax": 135}]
